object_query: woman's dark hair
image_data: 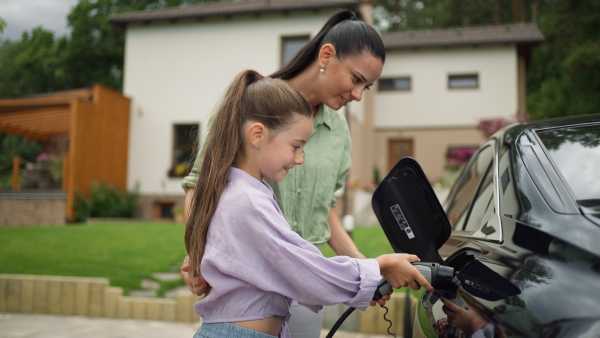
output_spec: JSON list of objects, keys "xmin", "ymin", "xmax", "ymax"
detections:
[
  {"xmin": 270, "ymin": 9, "xmax": 385, "ymax": 80},
  {"xmin": 185, "ymin": 70, "xmax": 311, "ymax": 295}
]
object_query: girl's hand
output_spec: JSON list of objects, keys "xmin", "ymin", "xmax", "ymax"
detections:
[
  {"xmin": 181, "ymin": 255, "xmax": 209, "ymax": 296},
  {"xmin": 375, "ymin": 254, "xmax": 434, "ymax": 292},
  {"xmin": 370, "ymin": 291, "xmax": 392, "ymax": 307}
]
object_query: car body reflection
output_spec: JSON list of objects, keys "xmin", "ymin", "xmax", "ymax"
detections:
[{"xmin": 374, "ymin": 114, "xmax": 600, "ymax": 338}]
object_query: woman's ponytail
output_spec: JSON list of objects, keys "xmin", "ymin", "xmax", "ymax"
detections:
[
  {"xmin": 270, "ymin": 9, "xmax": 384, "ymax": 80},
  {"xmin": 270, "ymin": 10, "xmax": 356, "ymax": 80}
]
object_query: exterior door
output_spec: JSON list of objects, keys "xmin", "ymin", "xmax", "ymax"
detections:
[{"xmin": 388, "ymin": 139, "xmax": 414, "ymax": 172}]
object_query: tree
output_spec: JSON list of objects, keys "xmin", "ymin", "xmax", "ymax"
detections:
[
  {"xmin": 0, "ymin": 28, "xmax": 68, "ymax": 97},
  {"xmin": 374, "ymin": 0, "xmax": 599, "ymax": 120},
  {"xmin": 374, "ymin": 0, "xmax": 540, "ymax": 32},
  {"xmin": 0, "ymin": 134, "xmax": 41, "ymax": 188},
  {"xmin": 0, "ymin": 1, "xmax": 222, "ymax": 97},
  {"xmin": 526, "ymin": 0, "xmax": 600, "ymax": 120}
]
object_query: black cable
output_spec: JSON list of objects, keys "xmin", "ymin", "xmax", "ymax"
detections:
[
  {"xmin": 326, "ymin": 305, "xmax": 399, "ymax": 338},
  {"xmin": 380, "ymin": 304, "xmax": 397, "ymax": 337},
  {"xmin": 325, "ymin": 307, "xmax": 356, "ymax": 338}
]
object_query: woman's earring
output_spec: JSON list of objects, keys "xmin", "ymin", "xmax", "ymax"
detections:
[
  {"xmin": 253, "ymin": 148, "xmax": 256, "ymax": 152},
  {"xmin": 320, "ymin": 65, "xmax": 324, "ymax": 73}
]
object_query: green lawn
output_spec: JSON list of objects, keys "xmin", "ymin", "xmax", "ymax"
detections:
[
  {"xmin": 321, "ymin": 226, "xmax": 393, "ymax": 258},
  {"xmin": 0, "ymin": 222, "xmax": 188, "ymax": 294},
  {"xmin": 0, "ymin": 222, "xmax": 392, "ymax": 295}
]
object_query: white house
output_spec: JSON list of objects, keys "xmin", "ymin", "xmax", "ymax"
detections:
[
  {"xmin": 110, "ymin": 0, "xmax": 543, "ymax": 220},
  {"xmin": 372, "ymin": 24, "xmax": 543, "ymax": 181}
]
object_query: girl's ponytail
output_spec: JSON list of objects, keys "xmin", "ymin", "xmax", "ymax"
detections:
[
  {"xmin": 185, "ymin": 70, "xmax": 258, "ymax": 294},
  {"xmin": 184, "ymin": 70, "xmax": 310, "ymax": 295}
]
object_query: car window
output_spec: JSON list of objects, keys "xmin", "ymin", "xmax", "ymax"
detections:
[
  {"xmin": 462, "ymin": 163, "xmax": 493, "ymax": 232},
  {"xmin": 536, "ymin": 124, "xmax": 600, "ymax": 202},
  {"xmin": 446, "ymin": 144, "xmax": 494, "ymax": 231}
]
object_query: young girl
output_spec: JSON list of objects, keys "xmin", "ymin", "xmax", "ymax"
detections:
[{"xmin": 185, "ymin": 69, "xmax": 433, "ymax": 338}]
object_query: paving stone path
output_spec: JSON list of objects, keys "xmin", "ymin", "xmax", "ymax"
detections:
[
  {"xmin": 0, "ymin": 313, "xmax": 389, "ymax": 338},
  {"xmin": 129, "ymin": 272, "xmax": 189, "ymax": 298}
]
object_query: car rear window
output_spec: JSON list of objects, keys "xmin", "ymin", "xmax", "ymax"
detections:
[
  {"xmin": 536, "ymin": 125, "xmax": 600, "ymax": 201},
  {"xmin": 446, "ymin": 144, "xmax": 494, "ymax": 230}
]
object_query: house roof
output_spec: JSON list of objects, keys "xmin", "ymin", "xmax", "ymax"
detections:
[
  {"xmin": 109, "ymin": 0, "xmax": 360, "ymax": 27},
  {"xmin": 108, "ymin": 0, "xmax": 544, "ymax": 49},
  {"xmin": 382, "ymin": 23, "xmax": 544, "ymax": 50}
]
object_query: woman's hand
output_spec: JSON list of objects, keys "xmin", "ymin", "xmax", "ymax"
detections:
[
  {"xmin": 181, "ymin": 255, "xmax": 209, "ymax": 296},
  {"xmin": 440, "ymin": 296, "xmax": 488, "ymax": 337},
  {"xmin": 375, "ymin": 254, "xmax": 434, "ymax": 292}
]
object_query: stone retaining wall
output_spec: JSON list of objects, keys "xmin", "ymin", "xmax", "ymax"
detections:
[
  {"xmin": 0, "ymin": 193, "xmax": 66, "ymax": 226},
  {"xmin": 0, "ymin": 275, "xmax": 198, "ymax": 323},
  {"xmin": 0, "ymin": 274, "xmax": 417, "ymax": 335}
]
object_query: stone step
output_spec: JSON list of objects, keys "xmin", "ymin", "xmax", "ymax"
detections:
[{"xmin": 130, "ymin": 272, "xmax": 184, "ymax": 298}]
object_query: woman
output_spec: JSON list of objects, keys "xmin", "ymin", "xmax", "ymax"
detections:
[
  {"xmin": 185, "ymin": 69, "xmax": 431, "ymax": 338},
  {"xmin": 181, "ymin": 9, "xmax": 386, "ymax": 338}
]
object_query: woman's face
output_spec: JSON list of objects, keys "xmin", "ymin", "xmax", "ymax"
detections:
[{"xmin": 318, "ymin": 50, "xmax": 383, "ymax": 110}]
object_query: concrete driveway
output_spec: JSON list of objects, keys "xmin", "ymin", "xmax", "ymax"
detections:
[{"xmin": 0, "ymin": 313, "xmax": 389, "ymax": 338}]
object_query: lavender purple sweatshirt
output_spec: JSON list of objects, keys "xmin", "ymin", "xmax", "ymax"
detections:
[{"xmin": 195, "ymin": 168, "xmax": 381, "ymax": 337}]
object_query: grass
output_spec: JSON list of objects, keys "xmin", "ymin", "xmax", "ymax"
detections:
[
  {"xmin": 321, "ymin": 226, "xmax": 393, "ymax": 258},
  {"xmin": 0, "ymin": 222, "xmax": 393, "ymax": 296},
  {"xmin": 0, "ymin": 222, "xmax": 187, "ymax": 294}
]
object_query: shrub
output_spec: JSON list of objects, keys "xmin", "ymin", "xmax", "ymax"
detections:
[{"xmin": 75, "ymin": 180, "xmax": 138, "ymax": 221}]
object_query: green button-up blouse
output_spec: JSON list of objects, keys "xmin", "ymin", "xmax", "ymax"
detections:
[{"xmin": 182, "ymin": 104, "xmax": 351, "ymax": 248}]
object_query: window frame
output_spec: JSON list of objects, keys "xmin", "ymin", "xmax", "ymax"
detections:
[
  {"xmin": 169, "ymin": 123, "xmax": 199, "ymax": 178},
  {"xmin": 378, "ymin": 76, "xmax": 412, "ymax": 91},
  {"xmin": 281, "ymin": 35, "xmax": 310, "ymax": 67},
  {"xmin": 448, "ymin": 73, "xmax": 479, "ymax": 89},
  {"xmin": 445, "ymin": 142, "xmax": 495, "ymax": 232}
]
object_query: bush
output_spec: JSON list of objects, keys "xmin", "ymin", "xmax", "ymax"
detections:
[
  {"xmin": 0, "ymin": 133, "xmax": 41, "ymax": 188},
  {"xmin": 75, "ymin": 180, "xmax": 138, "ymax": 221}
]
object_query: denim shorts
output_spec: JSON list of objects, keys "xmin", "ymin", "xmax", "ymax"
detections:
[{"xmin": 193, "ymin": 322, "xmax": 277, "ymax": 338}]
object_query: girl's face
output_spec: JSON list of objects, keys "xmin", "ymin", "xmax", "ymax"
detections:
[
  {"xmin": 258, "ymin": 115, "xmax": 313, "ymax": 182},
  {"xmin": 319, "ymin": 50, "xmax": 383, "ymax": 110}
]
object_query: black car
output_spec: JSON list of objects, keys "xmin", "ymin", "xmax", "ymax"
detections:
[{"xmin": 371, "ymin": 114, "xmax": 600, "ymax": 338}]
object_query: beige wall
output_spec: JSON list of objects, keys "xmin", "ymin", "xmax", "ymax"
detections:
[
  {"xmin": 345, "ymin": 45, "xmax": 521, "ymax": 189},
  {"xmin": 123, "ymin": 11, "xmax": 341, "ymax": 196},
  {"xmin": 373, "ymin": 127, "xmax": 486, "ymax": 182},
  {"xmin": 136, "ymin": 195, "xmax": 185, "ymax": 221},
  {"xmin": 375, "ymin": 45, "xmax": 518, "ymax": 128}
]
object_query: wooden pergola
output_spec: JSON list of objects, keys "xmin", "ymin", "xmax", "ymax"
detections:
[{"xmin": 0, "ymin": 84, "xmax": 131, "ymax": 221}]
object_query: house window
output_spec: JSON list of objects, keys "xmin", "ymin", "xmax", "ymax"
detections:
[
  {"xmin": 448, "ymin": 74, "xmax": 479, "ymax": 89},
  {"xmin": 378, "ymin": 77, "xmax": 411, "ymax": 91},
  {"xmin": 155, "ymin": 202, "xmax": 174, "ymax": 220},
  {"xmin": 169, "ymin": 123, "xmax": 199, "ymax": 177},
  {"xmin": 281, "ymin": 35, "xmax": 309, "ymax": 66}
]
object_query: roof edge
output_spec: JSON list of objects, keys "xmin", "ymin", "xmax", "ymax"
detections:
[
  {"xmin": 382, "ymin": 22, "xmax": 544, "ymax": 50},
  {"xmin": 109, "ymin": 0, "xmax": 360, "ymax": 27}
]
